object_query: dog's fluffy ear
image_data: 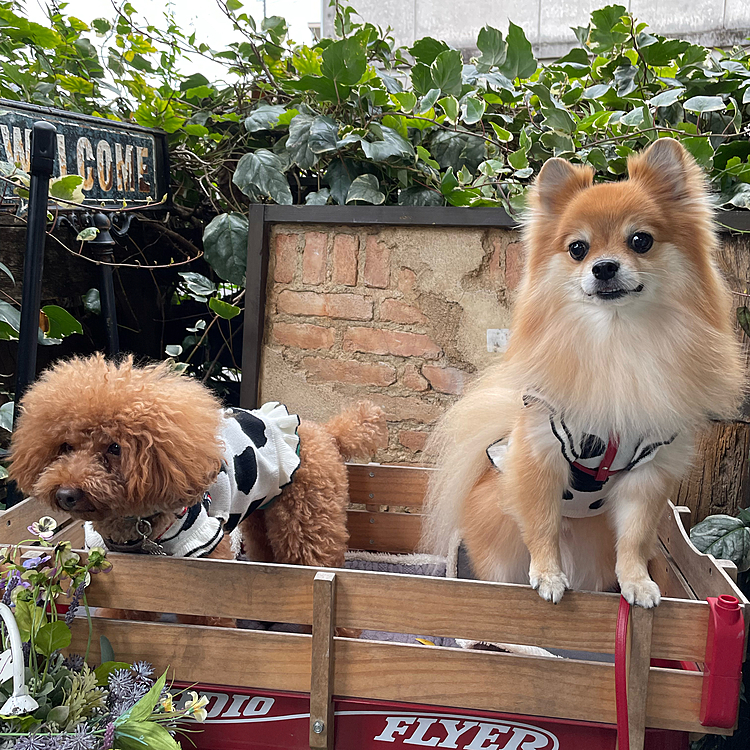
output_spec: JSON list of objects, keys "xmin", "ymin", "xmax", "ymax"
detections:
[
  {"xmin": 530, "ymin": 158, "xmax": 594, "ymax": 215},
  {"xmin": 118, "ymin": 370, "xmax": 224, "ymax": 510},
  {"xmin": 627, "ymin": 138, "xmax": 706, "ymax": 203}
]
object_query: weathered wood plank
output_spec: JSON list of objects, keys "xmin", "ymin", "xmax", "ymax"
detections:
[
  {"xmin": 347, "ymin": 509, "xmax": 422, "ymax": 553},
  {"xmin": 347, "ymin": 464, "xmax": 431, "ymax": 508}
]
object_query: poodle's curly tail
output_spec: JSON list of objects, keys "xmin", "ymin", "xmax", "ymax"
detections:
[{"xmin": 323, "ymin": 401, "xmax": 388, "ymax": 461}]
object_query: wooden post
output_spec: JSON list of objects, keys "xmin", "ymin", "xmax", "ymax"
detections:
[
  {"xmin": 627, "ymin": 606, "xmax": 654, "ymax": 750},
  {"xmin": 310, "ymin": 571, "xmax": 336, "ymax": 750}
]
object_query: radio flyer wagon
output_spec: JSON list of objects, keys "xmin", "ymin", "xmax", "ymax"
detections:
[{"xmin": 2, "ymin": 463, "xmax": 747, "ymax": 750}]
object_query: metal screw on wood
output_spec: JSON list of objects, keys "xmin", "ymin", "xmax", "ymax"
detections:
[
  {"xmin": 369, "ymin": 472, "xmax": 374, "ymax": 477},
  {"xmin": 369, "ymin": 517, "xmax": 374, "ymax": 523},
  {"xmin": 312, "ymin": 720, "xmax": 324, "ymax": 734}
]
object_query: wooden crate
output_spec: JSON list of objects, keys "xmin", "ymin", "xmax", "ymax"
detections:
[{"xmin": 1, "ymin": 463, "xmax": 747, "ymax": 750}]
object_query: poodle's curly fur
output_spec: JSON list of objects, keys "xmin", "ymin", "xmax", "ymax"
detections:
[{"xmin": 10, "ymin": 354, "xmax": 387, "ymax": 573}]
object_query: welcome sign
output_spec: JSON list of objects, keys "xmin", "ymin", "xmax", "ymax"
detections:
[{"xmin": 0, "ymin": 99, "xmax": 169, "ymax": 206}]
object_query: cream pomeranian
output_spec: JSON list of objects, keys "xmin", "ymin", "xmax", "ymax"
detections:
[{"xmin": 424, "ymin": 139, "xmax": 744, "ymax": 607}]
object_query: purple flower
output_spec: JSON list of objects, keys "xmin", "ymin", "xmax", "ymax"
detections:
[
  {"xmin": 63, "ymin": 653, "xmax": 85, "ymax": 672},
  {"xmin": 2, "ymin": 570, "xmax": 19, "ymax": 605},
  {"xmin": 101, "ymin": 722, "xmax": 115, "ymax": 750},
  {"xmin": 22, "ymin": 554, "xmax": 50, "ymax": 569},
  {"xmin": 64, "ymin": 582, "xmax": 86, "ymax": 627},
  {"xmin": 130, "ymin": 661, "xmax": 154, "ymax": 682},
  {"xmin": 107, "ymin": 668, "xmax": 136, "ymax": 702},
  {"xmin": 59, "ymin": 724, "xmax": 98, "ymax": 750},
  {"xmin": 12, "ymin": 736, "xmax": 53, "ymax": 750}
]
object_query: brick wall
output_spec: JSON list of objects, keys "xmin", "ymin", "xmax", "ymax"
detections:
[{"xmin": 260, "ymin": 223, "xmax": 523, "ymax": 464}]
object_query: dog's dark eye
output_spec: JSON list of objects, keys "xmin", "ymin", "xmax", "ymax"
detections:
[
  {"xmin": 106, "ymin": 443, "xmax": 121, "ymax": 456},
  {"xmin": 629, "ymin": 232, "xmax": 653, "ymax": 254},
  {"xmin": 59, "ymin": 443, "xmax": 73, "ymax": 455},
  {"xmin": 568, "ymin": 240, "xmax": 589, "ymax": 262}
]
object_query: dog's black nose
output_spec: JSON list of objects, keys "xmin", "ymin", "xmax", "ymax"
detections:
[
  {"xmin": 592, "ymin": 260, "xmax": 620, "ymax": 281},
  {"xmin": 56, "ymin": 487, "xmax": 84, "ymax": 511}
]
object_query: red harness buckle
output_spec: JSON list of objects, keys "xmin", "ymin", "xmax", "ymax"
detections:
[{"xmin": 571, "ymin": 436, "xmax": 620, "ymax": 482}]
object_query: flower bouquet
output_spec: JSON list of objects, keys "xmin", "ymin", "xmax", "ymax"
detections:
[{"xmin": 0, "ymin": 517, "xmax": 207, "ymax": 749}]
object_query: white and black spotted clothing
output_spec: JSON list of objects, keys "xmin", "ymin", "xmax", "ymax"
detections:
[
  {"xmin": 486, "ymin": 393, "xmax": 677, "ymax": 518},
  {"xmin": 85, "ymin": 402, "xmax": 301, "ymax": 557}
]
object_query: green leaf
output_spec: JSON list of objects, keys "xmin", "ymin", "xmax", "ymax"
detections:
[
  {"xmin": 683, "ymin": 96, "xmax": 726, "ymax": 114},
  {"xmin": 416, "ymin": 88, "xmax": 441, "ymax": 115},
  {"xmin": 647, "ymin": 88, "xmax": 685, "ymax": 108},
  {"xmin": 76, "ymin": 227, "xmax": 99, "ymax": 242},
  {"xmin": 589, "ymin": 5, "xmax": 628, "ymax": 51},
  {"xmin": 508, "ymin": 149, "xmax": 529, "ymax": 170},
  {"xmin": 614, "ymin": 64, "xmax": 638, "ymax": 97},
  {"xmin": 431, "ymin": 49, "xmax": 463, "ymax": 97},
  {"xmin": 542, "ymin": 106, "xmax": 576, "ymax": 133},
  {"xmin": 94, "ymin": 661, "xmax": 131, "ymax": 686},
  {"xmin": 461, "ymin": 96, "xmax": 486, "ymax": 125},
  {"xmin": 114, "ymin": 720, "xmax": 180, "ymax": 750},
  {"xmin": 41, "ymin": 305, "xmax": 82, "ymax": 339},
  {"xmin": 411, "ymin": 63, "xmax": 435, "ymax": 96},
  {"xmin": 203, "ymin": 212, "xmax": 249, "ymax": 286},
  {"xmin": 321, "ymin": 36, "xmax": 367, "ymax": 89},
  {"xmin": 583, "ymin": 83, "xmax": 612, "ymax": 99},
  {"xmin": 476, "ymin": 25, "xmax": 507, "ymax": 70},
  {"xmin": 15, "ymin": 600, "xmax": 46, "ymax": 641},
  {"xmin": 409, "ymin": 37, "xmax": 450, "ymax": 65},
  {"xmin": 232, "ymin": 150, "xmax": 292, "ymax": 205},
  {"xmin": 226, "ymin": 0, "xmax": 243, "ymax": 10},
  {"xmin": 416, "ymin": 145, "xmax": 440, "ymax": 170},
  {"xmin": 737, "ymin": 307, "xmax": 750, "ymax": 339},
  {"xmin": 540, "ymin": 132, "xmax": 575, "ymax": 156},
  {"xmin": 0, "ymin": 402, "xmax": 14, "ymax": 433},
  {"xmin": 305, "ymin": 188, "xmax": 331, "ymax": 205},
  {"xmin": 209, "ymin": 297, "xmax": 241, "ymax": 320},
  {"xmin": 438, "ymin": 96, "xmax": 459, "ymax": 123},
  {"xmin": 361, "ymin": 126, "xmax": 415, "ymax": 163},
  {"xmin": 498, "ymin": 22, "xmax": 537, "ymax": 81},
  {"xmin": 91, "ymin": 18, "xmax": 112, "ymax": 34},
  {"xmin": 0, "ymin": 261, "xmax": 15, "ymax": 284},
  {"xmin": 100, "ymin": 635, "xmax": 115, "ymax": 664},
  {"xmin": 287, "ymin": 114, "xmax": 317, "ymax": 169},
  {"xmin": 34, "ymin": 621, "xmax": 71, "ymax": 657},
  {"xmin": 441, "ymin": 167, "xmax": 459, "ymax": 195},
  {"xmin": 398, "ymin": 187, "xmax": 444, "ymax": 206},
  {"xmin": 244, "ymin": 104, "xmax": 287, "ymax": 133},
  {"xmin": 308, "ymin": 116, "xmax": 340, "ymax": 154},
  {"xmin": 165, "ymin": 345, "xmax": 182, "ymax": 357},
  {"xmin": 0, "ymin": 301, "xmax": 20, "ymax": 339},
  {"xmin": 392, "ymin": 92, "xmax": 417, "ymax": 113},
  {"xmin": 681, "ymin": 136, "xmax": 714, "ymax": 169},
  {"xmin": 117, "ymin": 671, "xmax": 168, "ymax": 725},
  {"xmin": 179, "ymin": 272, "xmax": 216, "ymax": 301},
  {"xmin": 183, "ymin": 124, "xmax": 209, "ymax": 137},
  {"xmin": 490, "ymin": 122, "xmax": 513, "ymax": 142},
  {"xmin": 46, "ymin": 706, "xmax": 70, "ymax": 725},
  {"xmin": 690, "ymin": 514, "xmax": 750, "ymax": 572},
  {"xmin": 49, "ymin": 174, "xmax": 84, "ymax": 203},
  {"xmin": 346, "ymin": 174, "xmax": 385, "ymax": 205}
]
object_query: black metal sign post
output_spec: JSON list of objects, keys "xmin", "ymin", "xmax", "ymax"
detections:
[{"xmin": 13, "ymin": 121, "xmax": 57, "ymax": 414}]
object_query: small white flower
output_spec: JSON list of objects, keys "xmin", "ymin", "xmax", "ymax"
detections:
[
  {"xmin": 28, "ymin": 516, "xmax": 58, "ymax": 540},
  {"xmin": 184, "ymin": 691, "xmax": 209, "ymax": 722}
]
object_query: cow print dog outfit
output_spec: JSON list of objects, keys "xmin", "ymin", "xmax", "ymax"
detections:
[
  {"xmin": 85, "ymin": 402, "xmax": 300, "ymax": 556},
  {"xmin": 486, "ymin": 393, "xmax": 677, "ymax": 518}
]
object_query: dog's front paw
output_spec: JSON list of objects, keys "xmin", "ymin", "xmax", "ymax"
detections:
[
  {"xmin": 529, "ymin": 568, "xmax": 569, "ymax": 604},
  {"xmin": 620, "ymin": 578, "xmax": 661, "ymax": 608}
]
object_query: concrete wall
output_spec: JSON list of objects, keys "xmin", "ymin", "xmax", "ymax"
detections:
[
  {"xmin": 322, "ymin": 0, "xmax": 750, "ymax": 61},
  {"xmin": 260, "ymin": 223, "xmax": 523, "ymax": 463}
]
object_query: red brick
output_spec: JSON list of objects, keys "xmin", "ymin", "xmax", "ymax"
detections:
[
  {"xmin": 363, "ymin": 236, "xmax": 391, "ymax": 288},
  {"xmin": 402, "ymin": 364, "xmax": 428, "ymax": 391},
  {"xmin": 277, "ymin": 291, "xmax": 373, "ymax": 320},
  {"xmin": 332, "ymin": 234, "xmax": 358, "ymax": 286},
  {"xmin": 343, "ymin": 327, "xmax": 441, "ymax": 358},
  {"xmin": 399, "ymin": 430, "xmax": 429, "ymax": 452},
  {"xmin": 302, "ymin": 232, "xmax": 328, "ymax": 285},
  {"xmin": 368, "ymin": 394, "xmax": 442, "ymax": 424},
  {"xmin": 379, "ymin": 299, "xmax": 428, "ymax": 325},
  {"xmin": 422, "ymin": 365, "xmax": 470, "ymax": 395},
  {"xmin": 302, "ymin": 357, "xmax": 396, "ymax": 387},
  {"xmin": 398, "ymin": 267, "xmax": 417, "ymax": 294},
  {"xmin": 272, "ymin": 322, "xmax": 335, "ymax": 350},
  {"xmin": 273, "ymin": 233, "xmax": 298, "ymax": 283},
  {"xmin": 505, "ymin": 242, "xmax": 525, "ymax": 291}
]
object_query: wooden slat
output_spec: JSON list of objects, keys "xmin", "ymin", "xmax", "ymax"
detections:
[
  {"xmin": 649, "ymin": 544, "xmax": 696, "ymax": 600},
  {"xmin": 79, "ymin": 554, "xmax": 710, "ymax": 662},
  {"xmin": 659, "ymin": 503, "xmax": 747, "ymax": 604},
  {"xmin": 0, "ymin": 496, "xmax": 71, "ymax": 545},
  {"xmin": 49, "ymin": 519, "xmax": 85, "ymax": 548},
  {"xmin": 69, "ymin": 618, "xmax": 312, "ymax": 693},
  {"xmin": 347, "ymin": 509, "xmax": 422, "ymax": 553},
  {"xmin": 310, "ymin": 572, "xmax": 336, "ymax": 750},
  {"xmin": 346, "ymin": 464, "xmax": 432, "ymax": 508},
  {"xmin": 67, "ymin": 619, "xmax": 727, "ymax": 735},
  {"xmin": 627, "ymin": 607, "xmax": 654, "ymax": 750}
]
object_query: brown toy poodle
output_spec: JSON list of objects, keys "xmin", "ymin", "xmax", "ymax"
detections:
[{"xmin": 9, "ymin": 354, "xmax": 386, "ymax": 623}]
